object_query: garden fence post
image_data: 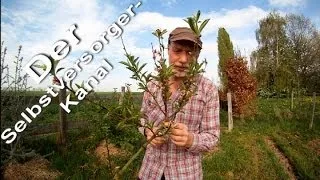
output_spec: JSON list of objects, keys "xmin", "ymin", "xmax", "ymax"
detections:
[
  {"xmin": 58, "ymin": 87, "xmax": 67, "ymax": 146},
  {"xmin": 309, "ymin": 92, "xmax": 316, "ymax": 129},
  {"xmin": 227, "ymin": 92, "xmax": 233, "ymax": 131},
  {"xmin": 291, "ymin": 91, "xmax": 294, "ymax": 110},
  {"xmin": 119, "ymin": 86, "xmax": 125, "ymax": 105}
]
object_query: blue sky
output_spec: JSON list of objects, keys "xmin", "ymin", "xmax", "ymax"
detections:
[{"xmin": 1, "ymin": 0, "xmax": 319, "ymax": 92}]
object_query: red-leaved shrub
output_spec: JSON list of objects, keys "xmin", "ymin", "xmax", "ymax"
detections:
[{"xmin": 225, "ymin": 57, "xmax": 257, "ymax": 117}]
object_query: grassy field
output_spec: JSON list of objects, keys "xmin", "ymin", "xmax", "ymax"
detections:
[
  {"xmin": 5, "ymin": 93, "xmax": 320, "ymax": 179},
  {"xmin": 203, "ymin": 97, "xmax": 320, "ymax": 179}
]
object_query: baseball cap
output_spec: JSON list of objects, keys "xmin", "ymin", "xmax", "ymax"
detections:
[{"xmin": 169, "ymin": 27, "xmax": 202, "ymax": 49}]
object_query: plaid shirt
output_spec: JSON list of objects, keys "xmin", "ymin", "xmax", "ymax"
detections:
[{"xmin": 138, "ymin": 75, "xmax": 220, "ymax": 180}]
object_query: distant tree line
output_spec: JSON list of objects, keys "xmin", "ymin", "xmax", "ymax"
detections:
[
  {"xmin": 251, "ymin": 12, "xmax": 320, "ymax": 95},
  {"xmin": 217, "ymin": 11, "xmax": 319, "ymax": 117}
]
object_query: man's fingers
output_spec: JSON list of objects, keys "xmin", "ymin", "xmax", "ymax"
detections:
[
  {"xmin": 146, "ymin": 135, "xmax": 153, "ymax": 141},
  {"xmin": 154, "ymin": 137, "xmax": 165, "ymax": 143},
  {"xmin": 150, "ymin": 141, "xmax": 158, "ymax": 147},
  {"xmin": 170, "ymin": 135, "xmax": 181, "ymax": 142},
  {"xmin": 171, "ymin": 139, "xmax": 185, "ymax": 147},
  {"xmin": 170, "ymin": 134, "xmax": 187, "ymax": 142},
  {"xmin": 170, "ymin": 128, "xmax": 188, "ymax": 136},
  {"xmin": 172, "ymin": 123, "xmax": 186, "ymax": 130},
  {"xmin": 145, "ymin": 127, "xmax": 160, "ymax": 136},
  {"xmin": 170, "ymin": 128, "xmax": 181, "ymax": 135},
  {"xmin": 149, "ymin": 136, "xmax": 166, "ymax": 147}
]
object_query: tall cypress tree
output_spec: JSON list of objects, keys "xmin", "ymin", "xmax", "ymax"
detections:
[{"xmin": 217, "ymin": 27, "xmax": 234, "ymax": 91}]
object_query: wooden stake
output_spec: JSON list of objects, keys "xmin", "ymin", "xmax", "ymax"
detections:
[
  {"xmin": 119, "ymin": 86, "xmax": 125, "ymax": 105},
  {"xmin": 58, "ymin": 87, "xmax": 67, "ymax": 146},
  {"xmin": 309, "ymin": 92, "xmax": 316, "ymax": 129},
  {"xmin": 227, "ymin": 92, "xmax": 233, "ymax": 131},
  {"xmin": 291, "ymin": 91, "xmax": 294, "ymax": 110}
]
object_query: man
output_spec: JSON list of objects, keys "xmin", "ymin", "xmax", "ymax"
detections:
[{"xmin": 138, "ymin": 27, "xmax": 220, "ymax": 180}]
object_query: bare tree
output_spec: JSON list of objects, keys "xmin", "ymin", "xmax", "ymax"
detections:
[{"xmin": 1, "ymin": 42, "xmax": 36, "ymax": 165}]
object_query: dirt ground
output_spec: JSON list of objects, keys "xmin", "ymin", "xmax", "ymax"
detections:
[
  {"xmin": 94, "ymin": 139, "xmax": 127, "ymax": 164},
  {"xmin": 3, "ymin": 156, "xmax": 61, "ymax": 180},
  {"xmin": 307, "ymin": 138, "xmax": 320, "ymax": 156}
]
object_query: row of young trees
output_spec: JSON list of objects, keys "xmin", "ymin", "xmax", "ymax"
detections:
[{"xmin": 217, "ymin": 11, "xmax": 319, "ymax": 117}]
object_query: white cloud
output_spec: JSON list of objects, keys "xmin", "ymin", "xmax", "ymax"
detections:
[
  {"xmin": 204, "ymin": 6, "xmax": 268, "ymax": 31},
  {"xmin": 126, "ymin": 12, "xmax": 186, "ymax": 34},
  {"xmin": 1, "ymin": 0, "xmax": 121, "ymax": 90},
  {"xmin": 233, "ymin": 38, "xmax": 258, "ymax": 57},
  {"xmin": 1, "ymin": 1, "xmax": 268, "ymax": 91},
  {"xmin": 268, "ymin": 0, "xmax": 306, "ymax": 7},
  {"xmin": 124, "ymin": 6, "xmax": 268, "ymax": 87},
  {"xmin": 128, "ymin": 6, "xmax": 267, "ymax": 35}
]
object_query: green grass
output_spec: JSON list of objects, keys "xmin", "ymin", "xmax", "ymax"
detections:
[
  {"xmin": 26, "ymin": 129, "xmax": 145, "ymax": 179},
  {"xmin": 25, "ymin": 129, "xmax": 114, "ymax": 179},
  {"xmin": 272, "ymin": 132, "xmax": 320, "ymax": 179},
  {"xmin": 14, "ymin": 95, "xmax": 320, "ymax": 179},
  {"xmin": 203, "ymin": 97, "xmax": 320, "ymax": 179},
  {"xmin": 203, "ymin": 127, "xmax": 290, "ymax": 179}
]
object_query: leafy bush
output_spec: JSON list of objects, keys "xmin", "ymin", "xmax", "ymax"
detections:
[
  {"xmin": 225, "ymin": 57, "xmax": 257, "ymax": 117},
  {"xmin": 87, "ymin": 90, "xmax": 143, "ymax": 152}
]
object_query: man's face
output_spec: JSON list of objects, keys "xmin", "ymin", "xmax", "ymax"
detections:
[{"xmin": 168, "ymin": 40, "xmax": 200, "ymax": 78}]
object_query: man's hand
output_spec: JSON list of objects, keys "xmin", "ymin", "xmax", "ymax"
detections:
[
  {"xmin": 145, "ymin": 127, "xmax": 166, "ymax": 147},
  {"xmin": 170, "ymin": 123, "xmax": 194, "ymax": 148}
]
